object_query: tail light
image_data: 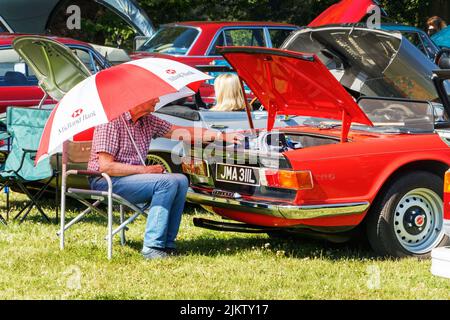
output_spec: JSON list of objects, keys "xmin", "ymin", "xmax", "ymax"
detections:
[
  {"xmin": 444, "ymin": 170, "xmax": 450, "ymax": 221},
  {"xmin": 182, "ymin": 157, "xmax": 209, "ymax": 177},
  {"xmin": 260, "ymin": 169, "xmax": 313, "ymax": 190}
]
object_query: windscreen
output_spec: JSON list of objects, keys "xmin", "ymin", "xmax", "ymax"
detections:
[
  {"xmin": 358, "ymin": 98, "xmax": 435, "ymax": 132},
  {"xmin": 138, "ymin": 26, "xmax": 199, "ymax": 55}
]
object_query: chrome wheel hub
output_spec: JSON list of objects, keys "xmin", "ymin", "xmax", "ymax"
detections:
[{"xmin": 394, "ymin": 188, "xmax": 444, "ymax": 254}]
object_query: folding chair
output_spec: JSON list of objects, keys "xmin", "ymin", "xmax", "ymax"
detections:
[
  {"xmin": 0, "ymin": 107, "xmax": 58, "ymax": 223},
  {"xmin": 0, "ymin": 123, "xmax": 11, "ymax": 225},
  {"xmin": 59, "ymin": 140, "xmax": 148, "ymax": 259}
]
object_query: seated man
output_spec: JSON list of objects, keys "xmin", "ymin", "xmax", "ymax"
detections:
[{"xmin": 87, "ymin": 98, "xmax": 237, "ymax": 260}]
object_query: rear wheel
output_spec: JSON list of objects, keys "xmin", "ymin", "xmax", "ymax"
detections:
[
  {"xmin": 146, "ymin": 153, "xmax": 182, "ymax": 174},
  {"xmin": 367, "ymin": 171, "xmax": 449, "ymax": 258}
]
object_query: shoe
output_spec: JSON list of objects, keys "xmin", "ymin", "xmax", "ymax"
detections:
[{"xmin": 142, "ymin": 247, "xmax": 169, "ymax": 260}]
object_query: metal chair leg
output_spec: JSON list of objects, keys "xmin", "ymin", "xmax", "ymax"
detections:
[
  {"xmin": 107, "ymin": 187, "xmax": 113, "ymax": 260},
  {"xmin": 0, "ymin": 214, "xmax": 7, "ymax": 226},
  {"xmin": 14, "ymin": 182, "xmax": 50, "ymax": 223},
  {"xmin": 120, "ymin": 205, "xmax": 126, "ymax": 246}
]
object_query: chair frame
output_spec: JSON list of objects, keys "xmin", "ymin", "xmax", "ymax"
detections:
[
  {"xmin": 59, "ymin": 141, "xmax": 147, "ymax": 259},
  {"xmin": 0, "ymin": 109, "xmax": 59, "ymax": 224}
]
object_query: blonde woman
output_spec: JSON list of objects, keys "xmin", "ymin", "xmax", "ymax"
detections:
[{"xmin": 210, "ymin": 73, "xmax": 246, "ymax": 112}]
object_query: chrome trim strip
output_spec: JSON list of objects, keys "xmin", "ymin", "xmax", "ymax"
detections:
[
  {"xmin": 187, "ymin": 189, "xmax": 370, "ymax": 220},
  {"xmin": 0, "ymin": 15, "xmax": 13, "ymax": 33}
]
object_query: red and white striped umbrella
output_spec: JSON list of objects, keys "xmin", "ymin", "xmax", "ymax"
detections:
[{"xmin": 35, "ymin": 57, "xmax": 212, "ymax": 164}]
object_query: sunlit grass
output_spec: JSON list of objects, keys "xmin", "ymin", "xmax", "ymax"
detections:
[{"xmin": 0, "ymin": 192, "xmax": 449, "ymax": 300}]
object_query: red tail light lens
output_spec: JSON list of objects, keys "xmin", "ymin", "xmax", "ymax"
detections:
[
  {"xmin": 444, "ymin": 171, "xmax": 450, "ymax": 220},
  {"xmin": 261, "ymin": 169, "xmax": 313, "ymax": 190}
]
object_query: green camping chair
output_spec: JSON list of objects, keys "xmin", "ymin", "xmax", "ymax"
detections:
[
  {"xmin": 0, "ymin": 107, "xmax": 57, "ymax": 223},
  {"xmin": 0, "ymin": 127, "xmax": 10, "ymax": 225}
]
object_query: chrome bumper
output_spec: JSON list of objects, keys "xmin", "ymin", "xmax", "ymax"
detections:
[{"xmin": 187, "ymin": 189, "xmax": 370, "ymax": 220}]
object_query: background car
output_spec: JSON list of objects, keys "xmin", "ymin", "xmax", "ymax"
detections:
[
  {"xmin": 0, "ymin": 33, "xmax": 110, "ymax": 113},
  {"xmin": 0, "ymin": 0, "xmax": 155, "ymax": 38},
  {"xmin": 184, "ymin": 27, "xmax": 450, "ymax": 258},
  {"xmin": 131, "ymin": 21, "xmax": 299, "ymax": 66}
]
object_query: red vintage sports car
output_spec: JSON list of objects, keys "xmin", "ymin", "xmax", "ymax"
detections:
[{"xmin": 183, "ymin": 26, "xmax": 450, "ymax": 258}]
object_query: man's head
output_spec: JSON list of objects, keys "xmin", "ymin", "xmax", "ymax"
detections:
[{"xmin": 130, "ymin": 98, "xmax": 160, "ymax": 122}]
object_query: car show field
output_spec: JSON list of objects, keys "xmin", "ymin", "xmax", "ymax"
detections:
[{"xmin": 1, "ymin": 0, "xmax": 450, "ymax": 304}]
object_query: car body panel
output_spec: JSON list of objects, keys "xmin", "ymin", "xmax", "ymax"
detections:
[
  {"xmin": 12, "ymin": 36, "xmax": 91, "ymax": 101},
  {"xmin": 188, "ymin": 124, "xmax": 450, "ymax": 231},
  {"xmin": 0, "ymin": 0, "xmax": 154, "ymax": 36},
  {"xmin": 219, "ymin": 46, "xmax": 373, "ymax": 132},
  {"xmin": 308, "ymin": 0, "xmax": 378, "ymax": 27},
  {"xmin": 0, "ymin": 34, "xmax": 109, "ymax": 112}
]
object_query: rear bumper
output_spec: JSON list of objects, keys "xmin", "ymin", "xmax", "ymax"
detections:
[{"xmin": 187, "ymin": 189, "xmax": 370, "ymax": 220}]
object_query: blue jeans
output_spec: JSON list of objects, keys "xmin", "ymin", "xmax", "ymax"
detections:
[{"xmin": 90, "ymin": 173, "xmax": 189, "ymax": 250}]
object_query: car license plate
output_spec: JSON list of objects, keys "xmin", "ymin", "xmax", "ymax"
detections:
[{"xmin": 215, "ymin": 163, "xmax": 260, "ymax": 186}]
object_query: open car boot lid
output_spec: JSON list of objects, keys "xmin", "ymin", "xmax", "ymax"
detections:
[
  {"xmin": 282, "ymin": 26, "xmax": 439, "ymax": 103},
  {"xmin": 0, "ymin": 0, "xmax": 154, "ymax": 36},
  {"xmin": 308, "ymin": 0, "xmax": 384, "ymax": 27},
  {"xmin": 219, "ymin": 46, "xmax": 373, "ymax": 140},
  {"xmin": 13, "ymin": 35, "xmax": 91, "ymax": 102}
]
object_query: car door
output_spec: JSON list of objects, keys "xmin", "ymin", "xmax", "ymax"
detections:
[
  {"xmin": 0, "ymin": 43, "xmax": 108, "ymax": 113},
  {"xmin": 0, "ymin": 46, "xmax": 52, "ymax": 113}
]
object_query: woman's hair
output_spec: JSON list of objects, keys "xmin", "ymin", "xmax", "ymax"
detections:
[
  {"xmin": 427, "ymin": 16, "xmax": 447, "ymax": 33},
  {"xmin": 210, "ymin": 73, "xmax": 245, "ymax": 112}
]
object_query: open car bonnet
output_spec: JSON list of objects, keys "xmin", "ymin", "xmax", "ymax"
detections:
[
  {"xmin": 12, "ymin": 36, "xmax": 91, "ymax": 101},
  {"xmin": 219, "ymin": 46, "xmax": 373, "ymax": 135},
  {"xmin": 0, "ymin": 0, "xmax": 154, "ymax": 36},
  {"xmin": 282, "ymin": 27, "xmax": 439, "ymax": 102},
  {"xmin": 308, "ymin": 0, "xmax": 383, "ymax": 27}
]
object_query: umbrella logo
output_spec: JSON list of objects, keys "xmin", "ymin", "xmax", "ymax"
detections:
[
  {"xmin": 72, "ymin": 109, "xmax": 84, "ymax": 118},
  {"xmin": 166, "ymin": 69, "xmax": 177, "ymax": 75}
]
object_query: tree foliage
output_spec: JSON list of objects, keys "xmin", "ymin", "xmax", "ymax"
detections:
[
  {"xmin": 138, "ymin": 0, "xmax": 442, "ymax": 28},
  {"xmin": 52, "ymin": 0, "xmax": 445, "ymax": 50}
]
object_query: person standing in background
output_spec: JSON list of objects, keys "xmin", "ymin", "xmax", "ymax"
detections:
[{"xmin": 426, "ymin": 16, "xmax": 447, "ymax": 36}]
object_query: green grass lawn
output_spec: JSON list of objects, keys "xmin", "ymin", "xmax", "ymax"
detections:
[{"xmin": 0, "ymin": 192, "xmax": 450, "ymax": 300}]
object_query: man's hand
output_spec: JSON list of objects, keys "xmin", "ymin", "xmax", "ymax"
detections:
[{"xmin": 143, "ymin": 165, "xmax": 165, "ymax": 174}]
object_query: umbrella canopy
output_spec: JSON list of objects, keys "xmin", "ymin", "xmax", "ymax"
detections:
[{"xmin": 35, "ymin": 57, "xmax": 212, "ymax": 164}]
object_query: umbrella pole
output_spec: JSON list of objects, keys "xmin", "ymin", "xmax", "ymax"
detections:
[{"xmin": 120, "ymin": 115, "xmax": 146, "ymax": 166}]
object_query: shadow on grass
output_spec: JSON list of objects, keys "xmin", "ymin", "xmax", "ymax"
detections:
[
  {"xmin": 2, "ymin": 195, "xmax": 378, "ymax": 261},
  {"xmin": 123, "ymin": 232, "xmax": 377, "ymax": 261}
]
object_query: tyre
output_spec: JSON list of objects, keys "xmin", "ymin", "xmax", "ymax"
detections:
[
  {"xmin": 146, "ymin": 152, "xmax": 182, "ymax": 174},
  {"xmin": 367, "ymin": 171, "xmax": 449, "ymax": 258}
]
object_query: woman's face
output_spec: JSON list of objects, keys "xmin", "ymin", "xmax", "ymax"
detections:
[{"xmin": 427, "ymin": 25, "xmax": 437, "ymax": 36}]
